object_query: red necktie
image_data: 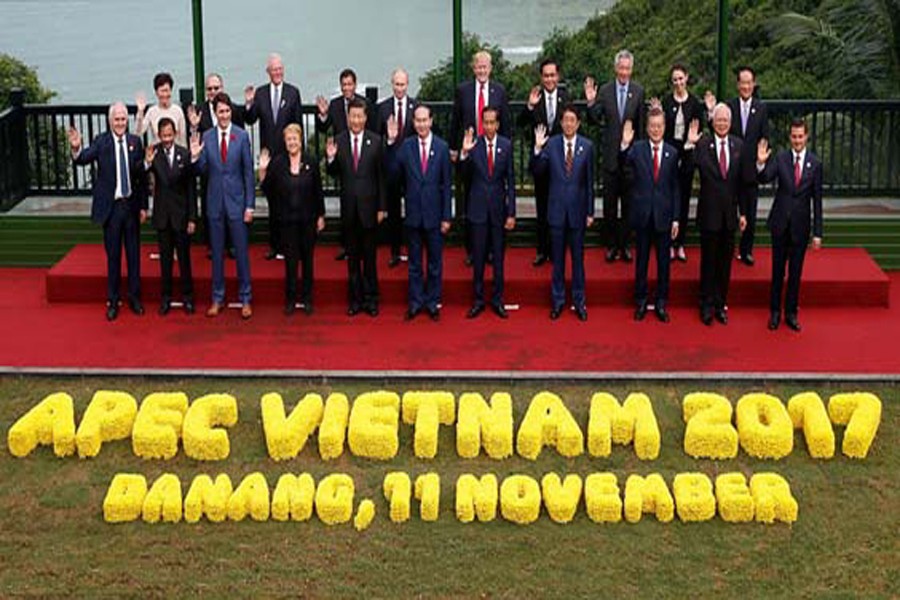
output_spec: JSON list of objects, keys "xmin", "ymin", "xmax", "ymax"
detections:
[
  {"xmin": 420, "ymin": 140, "xmax": 428, "ymax": 175},
  {"xmin": 794, "ymin": 154, "xmax": 802, "ymax": 187},
  {"xmin": 565, "ymin": 141, "xmax": 573, "ymax": 176},
  {"xmin": 396, "ymin": 100, "xmax": 403, "ymax": 138},
  {"xmin": 353, "ymin": 135, "xmax": 360, "ymax": 172},
  {"xmin": 718, "ymin": 140, "xmax": 727, "ymax": 180},
  {"xmin": 220, "ymin": 131, "xmax": 228, "ymax": 163},
  {"xmin": 477, "ymin": 82, "xmax": 486, "ymax": 136},
  {"xmin": 487, "ymin": 140, "xmax": 494, "ymax": 178},
  {"xmin": 652, "ymin": 144, "xmax": 660, "ymax": 183}
]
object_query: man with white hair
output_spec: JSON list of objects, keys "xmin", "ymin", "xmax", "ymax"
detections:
[
  {"xmin": 585, "ymin": 49, "xmax": 646, "ymax": 263},
  {"xmin": 244, "ymin": 53, "xmax": 303, "ymax": 260},
  {"xmin": 68, "ymin": 102, "xmax": 148, "ymax": 321},
  {"xmin": 684, "ymin": 103, "xmax": 748, "ymax": 326}
]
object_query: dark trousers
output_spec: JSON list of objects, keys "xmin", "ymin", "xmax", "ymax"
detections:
[
  {"xmin": 699, "ymin": 228, "xmax": 735, "ymax": 311},
  {"xmin": 386, "ymin": 180, "xmax": 404, "ymax": 257},
  {"xmin": 407, "ymin": 225, "xmax": 443, "ymax": 312},
  {"xmin": 470, "ymin": 220, "xmax": 505, "ymax": 307},
  {"xmin": 770, "ymin": 226, "xmax": 808, "ymax": 316},
  {"xmin": 739, "ymin": 183, "xmax": 759, "ymax": 257},
  {"xmin": 634, "ymin": 224, "xmax": 672, "ymax": 306},
  {"xmin": 345, "ymin": 218, "xmax": 379, "ymax": 309},
  {"xmin": 673, "ymin": 163, "xmax": 695, "ymax": 248},
  {"xmin": 268, "ymin": 206, "xmax": 282, "ymax": 254},
  {"xmin": 603, "ymin": 168, "xmax": 630, "ymax": 251},
  {"xmin": 103, "ymin": 200, "xmax": 141, "ymax": 304},
  {"xmin": 533, "ymin": 173, "xmax": 550, "ymax": 258},
  {"xmin": 156, "ymin": 225, "xmax": 193, "ymax": 301},
  {"xmin": 281, "ymin": 220, "xmax": 316, "ymax": 305},
  {"xmin": 550, "ymin": 224, "xmax": 586, "ymax": 310},
  {"xmin": 209, "ymin": 216, "xmax": 251, "ymax": 304},
  {"xmin": 458, "ymin": 167, "xmax": 473, "ymax": 258}
]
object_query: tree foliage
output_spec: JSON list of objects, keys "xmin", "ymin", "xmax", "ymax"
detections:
[{"xmin": 0, "ymin": 54, "xmax": 55, "ymax": 111}]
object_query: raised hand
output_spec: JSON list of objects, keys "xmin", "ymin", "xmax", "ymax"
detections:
[
  {"xmin": 258, "ymin": 148, "xmax": 271, "ymax": 171},
  {"xmin": 190, "ymin": 132, "xmax": 204, "ymax": 161},
  {"xmin": 621, "ymin": 120, "xmax": 635, "ymax": 148},
  {"xmin": 461, "ymin": 127, "xmax": 477, "ymax": 154},
  {"xmin": 67, "ymin": 127, "xmax": 82, "ymax": 153},
  {"xmin": 385, "ymin": 114, "xmax": 399, "ymax": 143},
  {"xmin": 687, "ymin": 118, "xmax": 702, "ymax": 146},
  {"xmin": 649, "ymin": 96, "xmax": 663, "ymax": 112},
  {"xmin": 316, "ymin": 95, "xmax": 329, "ymax": 116},
  {"xmin": 527, "ymin": 85, "xmax": 541, "ymax": 109},
  {"xmin": 757, "ymin": 138, "xmax": 771, "ymax": 165},
  {"xmin": 145, "ymin": 143, "xmax": 157, "ymax": 165},
  {"xmin": 244, "ymin": 85, "xmax": 255, "ymax": 106},
  {"xmin": 534, "ymin": 124, "xmax": 548, "ymax": 150},
  {"xmin": 186, "ymin": 104, "xmax": 201, "ymax": 129},
  {"xmin": 135, "ymin": 92, "xmax": 147, "ymax": 115},
  {"xmin": 584, "ymin": 76, "xmax": 598, "ymax": 105},
  {"xmin": 440, "ymin": 220, "xmax": 451, "ymax": 235},
  {"xmin": 325, "ymin": 136, "xmax": 337, "ymax": 160},
  {"xmin": 671, "ymin": 222, "xmax": 680, "ymax": 241},
  {"xmin": 704, "ymin": 90, "xmax": 716, "ymax": 114}
]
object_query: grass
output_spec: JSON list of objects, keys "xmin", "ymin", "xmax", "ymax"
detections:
[{"xmin": 0, "ymin": 375, "xmax": 897, "ymax": 598}]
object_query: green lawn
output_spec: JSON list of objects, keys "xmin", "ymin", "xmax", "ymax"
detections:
[{"xmin": 0, "ymin": 376, "xmax": 897, "ymax": 598}]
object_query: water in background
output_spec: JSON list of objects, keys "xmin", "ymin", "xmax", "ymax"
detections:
[{"xmin": 2, "ymin": 0, "xmax": 610, "ymax": 104}]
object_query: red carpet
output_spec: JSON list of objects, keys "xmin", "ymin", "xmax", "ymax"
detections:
[
  {"xmin": 45, "ymin": 244, "xmax": 889, "ymax": 308},
  {"xmin": 1, "ymin": 264, "xmax": 897, "ymax": 376}
]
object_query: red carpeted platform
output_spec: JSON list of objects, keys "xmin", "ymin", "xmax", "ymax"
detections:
[
  {"xmin": 45, "ymin": 244, "xmax": 889, "ymax": 308},
  {"xmin": 1, "ymin": 265, "xmax": 898, "ymax": 377}
]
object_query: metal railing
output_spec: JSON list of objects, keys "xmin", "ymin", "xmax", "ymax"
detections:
[{"xmin": 1, "ymin": 94, "xmax": 899, "ymax": 208}]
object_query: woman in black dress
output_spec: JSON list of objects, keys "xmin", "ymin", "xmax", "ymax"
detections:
[{"xmin": 259, "ymin": 123, "xmax": 325, "ymax": 315}]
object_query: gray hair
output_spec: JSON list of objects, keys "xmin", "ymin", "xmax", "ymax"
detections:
[
  {"xmin": 206, "ymin": 72, "xmax": 223, "ymax": 85},
  {"xmin": 712, "ymin": 102, "xmax": 732, "ymax": 121},
  {"xmin": 391, "ymin": 68, "xmax": 409, "ymax": 82},
  {"xmin": 266, "ymin": 53, "xmax": 283, "ymax": 68},
  {"xmin": 614, "ymin": 49, "xmax": 634, "ymax": 68},
  {"xmin": 108, "ymin": 102, "xmax": 127, "ymax": 121}
]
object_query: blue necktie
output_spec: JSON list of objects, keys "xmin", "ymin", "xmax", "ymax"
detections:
[
  {"xmin": 618, "ymin": 86, "xmax": 626, "ymax": 122},
  {"xmin": 118, "ymin": 137, "xmax": 130, "ymax": 198}
]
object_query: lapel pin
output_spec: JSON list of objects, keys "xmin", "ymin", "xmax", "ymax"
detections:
[
  {"xmin": 665, "ymin": 152, "xmax": 670, "ymax": 158},
  {"xmin": 366, "ymin": 139, "xmax": 371, "ymax": 146}
]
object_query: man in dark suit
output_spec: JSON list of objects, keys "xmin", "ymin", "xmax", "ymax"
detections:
[
  {"xmin": 620, "ymin": 107, "xmax": 680, "ymax": 322},
  {"xmin": 386, "ymin": 105, "xmax": 453, "ymax": 321},
  {"xmin": 757, "ymin": 119, "xmax": 823, "ymax": 331},
  {"xmin": 449, "ymin": 50, "xmax": 512, "ymax": 265},
  {"xmin": 145, "ymin": 117, "xmax": 197, "ymax": 316},
  {"xmin": 376, "ymin": 68, "xmax": 418, "ymax": 268},
  {"xmin": 68, "ymin": 102, "xmax": 148, "ymax": 321},
  {"xmin": 244, "ymin": 54, "xmax": 303, "ymax": 261},
  {"xmin": 684, "ymin": 104, "xmax": 748, "ymax": 325},
  {"xmin": 326, "ymin": 98, "xmax": 388, "ymax": 317},
  {"xmin": 459, "ymin": 106, "xmax": 516, "ymax": 318},
  {"xmin": 191, "ymin": 92, "xmax": 256, "ymax": 320},
  {"xmin": 519, "ymin": 58, "xmax": 568, "ymax": 267},
  {"xmin": 531, "ymin": 104, "xmax": 595, "ymax": 321},
  {"xmin": 585, "ymin": 49, "xmax": 646, "ymax": 263}
]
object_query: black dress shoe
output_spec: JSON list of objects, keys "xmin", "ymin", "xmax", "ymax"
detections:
[
  {"xmin": 427, "ymin": 307, "xmax": 440, "ymax": 321},
  {"xmin": 303, "ymin": 302, "xmax": 313, "ymax": 316},
  {"xmin": 738, "ymin": 253, "xmax": 755, "ymax": 266},
  {"xmin": 284, "ymin": 302, "xmax": 296, "ymax": 316},
  {"xmin": 605, "ymin": 248, "xmax": 618, "ymax": 262},
  {"xmin": 655, "ymin": 306, "xmax": 670, "ymax": 323},
  {"xmin": 621, "ymin": 248, "xmax": 633, "ymax": 263},
  {"xmin": 335, "ymin": 250, "xmax": 347, "ymax": 261},
  {"xmin": 467, "ymin": 304, "xmax": 485, "ymax": 319},
  {"xmin": 183, "ymin": 299, "xmax": 195, "ymax": 315},
  {"xmin": 404, "ymin": 308, "xmax": 420, "ymax": 321},
  {"xmin": 634, "ymin": 302, "xmax": 648, "ymax": 321},
  {"xmin": 388, "ymin": 255, "xmax": 401, "ymax": 268},
  {"xmin": 550, "ymin": 306, "xmax": 562, "ymax": 320},
  {"xmin": 128, "ymin": 299, "xmax": 145, "ymax": 316},
  {"xmin": 366, "ymin": 305, "xmax": 379, "ymax": 317},
  {"xmin": 768, "ymin": 312, "xmax": 781, "ymax": 330},
  {"xmin": 347, "ymin": 304, "xmax": 360, "ymax": 317},
  {"xmin": 575, "ymin": 306, "xmax": 588, "ymax": 321},
  {"xmin": 158, "ymin": 300, "xmax": 171, "ymax": 316},
  {"xmin": 700, "ymin": 308, "xmax": 713, "ymax": 326},
  {"xmin": 532, "ymin": 254, "xmax": 548, "ymax": 267},
  {"xmin": 106, "ymin": 304, "xmax": 119, "ymax": 321},
  {"xmin": 714, "ymin": 307, "xmax": 728, "ymax": 325},
  {"xmin": 785, "ymin": 314, "xmax": 801, "ymax": 332},
  {"xmin": 492, "ymin": 304, "xmax": 509, "ymax": 319},
  {"xmin": 265, "ymin": 249, "xmax": 277, "ymax": 260}
]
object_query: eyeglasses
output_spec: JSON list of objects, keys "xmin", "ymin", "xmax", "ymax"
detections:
[{"xmin": 206, "ymin": 86, "xmax": 221, "ymax": 91}]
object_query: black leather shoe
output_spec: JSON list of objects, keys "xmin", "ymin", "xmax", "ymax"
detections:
[
  {"xmin": 303, "ymin": 302, "xmax": 313, "ymax": 316},
  {"xmin": 550, "ymin": 306, "xmax": 562, "ymax": 320},
  {"xmin": 467, "ymin": 304, "xmax": 485, "ymax": 319},
  {"xmin": 404, "ymin": 308, "xmax": 420, "ymax": 321},
  {"xmin": 183, "ymin": 299, "xmax": 195, "ymax": 315},
  {"xmin": 785, "ymin": 314, "xmax": 801, "ymax": 332},
  {"xmin": 106, "ymin": 304, "xmax": 119, "ymax": 321},
  {"xmin": 715, "ymin": 307, "xmax": 728, "ymax": 325},
  {"xmin": 700, "ymin": 308, "xmax": 713, "ymax": 326},
  {"xmin": 621, "ymin": 248, "xmax": 633, "ymax": 263},
  {"xmin": 284, "ymin": 302, "xmax": 296, "ymax": 316},
  {"xmin": 575, "ymin": 305, "xmax": 588, "ymax": 321},
  {"xmin": 739, "ymin": 253, "xmax": 755, "ymax": 266},
  {"xmin": 388, "ymin": 255, "xmax": 401, "ymax": 268},
  {"xmin": 158, "ymin": 300, "xmax": 171, "ymax": 316},
  {"xmin": 427, "ymin": 307, "xmax": 440, "ymax": 321},
  {"xmin": 335, "ymin": 250, "xmax": 347, "ymax": 261},
  {"xmin": 768, "ymin": 312, "xmax": 781, "ymax": 330},
  {"xmin": 634, "ymin": 301, "xmax": 648, "ymax": 321},
  {"xmin": 605, "ymin": 248, "xmax": 618, "ymax": 262},
  {"xmin": 265, "ymin": 249, "xmax": 277, "ymax": 260},
  {"xmin": 492, "ymin": 304, "xmax": 509, "ymax": 319},
  {"xmin": 128, "ymin": 299, "xmax": 145, "ymax": 316},
  {"xmin": 532, "ymin": 254, "xmax": 548, "ymax": 267},
  {"xmin": 366, "ymin": 305, "xmax": 379, "ymax": 317},
  {"xmin": 655, "ymin": 305, "xmax": 670, "ymax": 323},
  {"xmin": 347, "ymin": 304, "xmax": 360, "ymax": 317},
  {"xmin": 464, "ymin": 255, "xmax": 473, "ymax": 267}
]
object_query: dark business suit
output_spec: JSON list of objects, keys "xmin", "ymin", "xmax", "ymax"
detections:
[
  {"xmin": 147, "ymin": 143, "xmax": 196, "ymax": 303},
  {"xmin": 519, "ymin": 87, "xmax": 569, "ymax": 260},
  {"xmin": 531, "ymin": 134, "xmax": 596, "ymax": 311},
  {"xmin": 662, "ymin": 93, "xmax": 705, "ymax": 249},
  {"xmin": 377, "ymin": 95, "xmax": 418, "ymax": 259},
  {"xmin": 689, "ymin": 134, "xmax": 746, "ymax": 313},
  {"xmin": 326, "ymin": 129, "xmax": 387, "ymax": 311},
  {"xmin": 244, "ymin": 82, "xmax": 303, "ymax": 255},
  {"xmin": 73, "ymin": 131, "xmax": 148, "ymax": 306},
  {"xmin": 758, "ymin": 149, "xmax": 823, "ymax": 317},
  {"xmin": 622, "ymin": 140, "xmax": 680, "ymax": 307},
  {"xmin": 727, "ymin": 96, "xmax": 769, "ymax": 260},
  {"xmin": 388, "ymin": 135, "xmax": 453, "ymax": 313},
  {"xmin": 461, "ymin": 135, "xmax": 516, "ymax": 308},
  {"xmin": 195, "ymin": 100, "xmax": 244, "ymax": 251},
  {"xmin": 261, "ymin": 154, "xmax": 326, "ymax": 307},
  {"xmin": 315, "ymin": 93, "xmax": 376, "ymax": 135}
]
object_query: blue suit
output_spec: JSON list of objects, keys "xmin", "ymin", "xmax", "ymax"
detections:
[
  {"xmin": 194, "ymin": 125, "xmax": 255, "ymax": 305},
  {"xmin": 73, "ymin": 132, "xmax": 147, "ymax": 305},
  {"xmin": 462, "ymin": 135, "xmax": 516, "ymax": 307},
  {"xmin": 389, "ymin": 134, "xmax": 453, "ymax": 312},
  {"xmin": 531, "ymin": 134, "xmax": 595, "ymax": 310},
  {"xmin": 622, "ymin": 140, "xmax": 680, "ymax": 306}
]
